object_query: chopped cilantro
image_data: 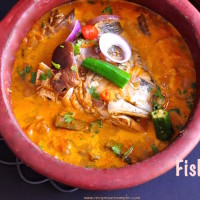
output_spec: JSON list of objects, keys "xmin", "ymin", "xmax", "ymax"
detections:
[
  {"xmin": 102, "ymin": 6, "xmax": 113, "ymax": 14},
  {"xmin": 17, "ymin": 69, "xmax": 26, "ymax": 79},
  {"xmin": 73, "ymin": 39, "xmax": 83, "ymax": 55},
  {"xmin": 60, "ymin": 44, "xmax": 64, "ymax": 48},
  {"xmin": 86, "ymin": 87, "xmax": 100, "ymax": 99},
  {"xmin": 71, "ymin": 65, "xmax": 78, "ymax": 73},
  {"xmin": 41, "ymin": 21, "xmax": 45, "ymax": 28},
  {"xmin": 152, "ymin": 144, "xmax": 158, "ymax": 153},
  {"xmin": 154, "ymin": 86, "xmax": 164, "ymax": 100},
  {"xmin": 52, "ymin": 61, "xmax": 61, "ymax": 69},
  {"xmin": 31, "ymin": 72, "xmax": 37, "ymax": 84},
  {"xmin": 39, "ymin": 73, "xmax": 47, "ymax": 80},
  {"xmin": 89, "ymin": 119, "xmax": 103, "ymax": 133},
  {"xmin": 96, "ymin": 119, "xmax": 103, "ymax": 128},
  {"xmin": 112, "ymin": 144, "xmax": 122, "ymax": 155},
  {"xmin": 191, "ymin": 82, "xmax": 196, "ymax": 90},
  {"xmin": 24, "ymin": 66, "xmax": 32, "ymax": 73},
  {"xmin": 46, "ymin": 69, "xmax": 53, "ymax": 78},
  {"xmin": 169, "ymin": 108, "xmax": 181, "ymax": 116},
  {"xmin": 187, "ymin": 101, "xmax": 193, "ymax": 110},
  {"xmin": 18, "ymin": 66, "xmax": 32, "ymax": 79},
  {"xmin": 183, "ymin": 89, "xmax": 187, "ymax": 94},
  {"xmin": 39, "ymin": 145, "xmax": 43, "ymax": 149},
  {"xmin": 64, "ymin": 112, "xmax": 74, "ymax": 123},
  {"xmin": 178, "ymin": 88, "xmax": 182, "ymax": 95}
]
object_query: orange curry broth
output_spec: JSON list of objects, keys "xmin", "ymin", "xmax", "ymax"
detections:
[{"xmin": 11, "ymin": 0, "xmax": 196, "ymax": 168}]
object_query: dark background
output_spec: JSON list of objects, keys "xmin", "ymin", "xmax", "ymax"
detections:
[{"xmin": 1, "ymin": 1, "xmax": 200, "ymax": 200}]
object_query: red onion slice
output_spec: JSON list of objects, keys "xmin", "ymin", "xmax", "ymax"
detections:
[
  {"xmin": 87, "ymin": 15, "xmax": 121, "ymax": 25},
  {"xmin": 66, "ymin": 20, "xmax": 81, "ymax": 42},
  {"xmin": 99, "ymin": 33, "xmax": 132, "ymax": 63}
]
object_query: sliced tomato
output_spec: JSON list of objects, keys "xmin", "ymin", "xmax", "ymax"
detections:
[{"xmin": 82, "ymin": 25, "xmax": 98, "ymax": 40}]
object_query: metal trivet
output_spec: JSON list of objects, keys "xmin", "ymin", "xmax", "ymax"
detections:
[{"xmin": 0, "ymin": 135, "xmax": 78, "ymax": 193}]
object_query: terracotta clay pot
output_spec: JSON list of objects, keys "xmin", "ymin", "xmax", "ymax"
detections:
[{"xmin": 0, "ymin": 0, "xmax": 200, "ymax": 190}]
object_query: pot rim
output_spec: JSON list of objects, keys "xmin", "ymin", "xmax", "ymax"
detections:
[{"xmin": 0, "ymin": 0, "xmax": 200, "ymax": 190}]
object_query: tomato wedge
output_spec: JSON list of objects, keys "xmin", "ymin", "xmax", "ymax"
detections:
[{"xmin": 82, "ymin": 25, "xmax": 98, "ymax": 40}]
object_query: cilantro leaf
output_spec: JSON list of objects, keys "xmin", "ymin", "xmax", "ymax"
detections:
[
  {"xmin": 18, "ymin": 69, "xmax": 26, "ymax": 79},
  {"xmin": 73, "ymin": 39, "xmax": 83, "ymax": 55},
  {"xmin": 112, "ymin": 144, "xmax": 122, "ymax": 155},
  {"xmin": 52, "ymin": 61, "xmax": 61, "ymax": 69},
  {"xmin": 154, "ymin": 86, "xmax": 164, "ymax": 100},
  {"xmin": 39, "ymin": 73, "xmax": 47, "ymax": 80},
  {"xmin": 102, "ymin": 6, "xmax": 113, "ymax": 14},
  {"xmin": 18, "ymin": 66, "xmax": 32, "ymax": 80},
  {"xmin": 41, "ymin": 21, "xmax": 45, "ymax": 28},
  {"xmin": 31, "ymin": 72, "xmax": 37, "ymax": 84},
  {"xmin": 183, "ymin": 89, "xmax": 187, "ymax": 94},
  {"xmin": 86, "ymin": 87, "xmax": 100, "ymax": 99},
  {"xmin": 152, "ymin": 144, "xmax": 158, "ymax": 153},
  {"xmin": 178, "ymin": 88, "xmax": 182, "ymax": 95},
  {"xmin": 46, "ymin": 69, "xmax": 53, "ymax": 78},
  {"xmin": 64, "ymin": 112, "xmax": 74, "ymax": 123},
  {"xmin": 24, "ymin": 66, "xmax": 32, "ymax": 73},
  {"xmin": 89, "ymin": 119, "xmax": 103, "ymax": 133}
]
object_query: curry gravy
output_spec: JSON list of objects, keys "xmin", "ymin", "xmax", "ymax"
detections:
[{"xmin": 11, "ymin": 0, "xmax": 196, "ymax": 168}]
